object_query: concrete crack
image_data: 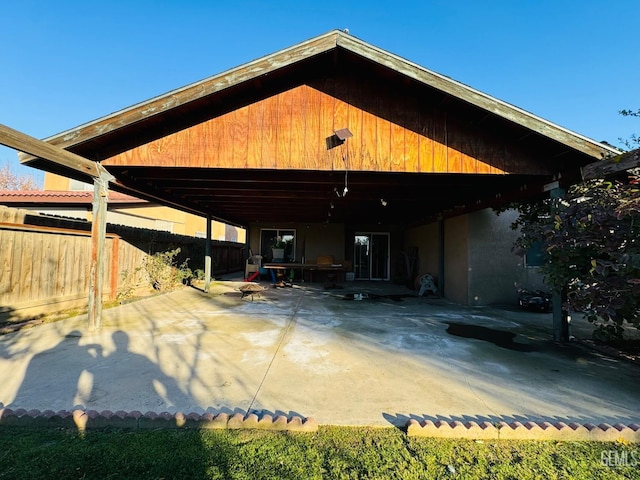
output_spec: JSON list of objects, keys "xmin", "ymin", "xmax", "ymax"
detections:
[{"xmin": 246, "ymin": 288, "xmax": 306, "ymax": 415}]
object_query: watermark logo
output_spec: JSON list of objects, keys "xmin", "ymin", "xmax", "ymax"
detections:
[{"xmin": 601, "ymin": 449, "xmax": 639, "ymax": 468}]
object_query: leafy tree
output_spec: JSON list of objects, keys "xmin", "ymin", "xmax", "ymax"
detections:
[
  {"xmin": 510, "ymin": 111, "xmax": 640, "ymax": 341},
  {"xmin": 512, "ymin": 177, "xmax": 640, "ymax": 340},
  {"xmin": 0, "ymin": 161, "xmax": 39, "ymax": 190}
]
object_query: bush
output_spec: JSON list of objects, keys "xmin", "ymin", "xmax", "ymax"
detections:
[{"xmin": 143, "ymin": 248, "xmax": 192, "ymax": 291}]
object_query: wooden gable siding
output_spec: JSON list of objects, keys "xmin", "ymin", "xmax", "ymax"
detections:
[{"xmin": 105, "ymin": 80, "xmax": 549, "ymax": 175}]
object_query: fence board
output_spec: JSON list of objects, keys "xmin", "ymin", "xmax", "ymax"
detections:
[{"xmin": 0, "ymin": 207, "xmax": 244, "ymax": 321}]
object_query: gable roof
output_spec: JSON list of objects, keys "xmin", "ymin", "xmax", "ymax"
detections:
[
  {"xmin": 22, "ymin": 29, "xmax": 618, "ymax": 165},
  {"xmin": 18, "ymin": 30, "xmax": 621, "ymax": 225}
]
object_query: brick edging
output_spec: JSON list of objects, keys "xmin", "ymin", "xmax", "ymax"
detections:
[
  {"xmin": 0, "ymin": 408, "xmax": 317, "ymax": 433},
  {"xmin": 406, "ymin": 419, "xmax": 640, "ymax": 441},
  {"xmin": 3, "ymin": 407, "xmax": 638, "ymax": 441}
]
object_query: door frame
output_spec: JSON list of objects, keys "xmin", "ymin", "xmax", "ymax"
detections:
[{"xmin": 353, "ymin": 232, "xmax": 390, "ymax": 280}]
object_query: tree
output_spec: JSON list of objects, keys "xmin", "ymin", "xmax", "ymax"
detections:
[
  {"xmin": 512, "ymin": 177, "xmax": 640, "ymax": 340},
  {"xmin": 510, "ymin": 111, "xmax": 640, "ymax": 342},
  {"xmin": 0, "ymin": 161, "xmax": 39, "ymax": 190},
  {"xmin": 619, "ymin": 108, "xmax": 640, "ymax": 150}
]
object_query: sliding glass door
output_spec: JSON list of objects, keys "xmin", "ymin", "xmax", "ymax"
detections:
[{"xmin": 354, "ymin": 233, "xmax": 389, "ymax": 280}]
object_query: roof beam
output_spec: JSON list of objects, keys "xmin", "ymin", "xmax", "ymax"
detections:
[
  {"xmin": 581, "ymin": 148, "xmax": 640, "ymax": 180},
  {"xmin": 0, "ymin": 123, "xmax": 100, "ymax": 178}
]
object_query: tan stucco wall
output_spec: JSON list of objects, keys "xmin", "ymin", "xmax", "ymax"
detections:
[
  {"xmin": 248, "ymin": 223, "xmax": 345, "ymax": 263},
  {"xmin": 444, "ymin": 215, "xmax": 469, "ymax": 304},
  {"xmin": 43, "ymin": 173, "xmax": 70, "ymax": 190},
  {"xmin": 405, "ymin": 209, "xmax": 546, "ymax": 306},
  {"xmin": 467, "ymin": 209, "xmax": 517, "ymax": 305},
  {"xmin": 108, "ymin": 205, "xmax": 189, "ymax": 234},
  {"xmin": 303, "ymin": 224, "xmax": 345, "ymax": 263},
  {"xmin": 404, "ymin": 222, "xmax": 439, "ymax": 281},
  {"xmin": 467, "ymin": 209, "xmax": 545, "ymax": 305}
]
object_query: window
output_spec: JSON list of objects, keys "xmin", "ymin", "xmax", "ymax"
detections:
[
  {"xmin": 260, "ymin": 229, "xmax": 296, "ymax": 262},
  {"xmin": 525, "ymin": 241, "xmax": 546, "ymax": 267}
]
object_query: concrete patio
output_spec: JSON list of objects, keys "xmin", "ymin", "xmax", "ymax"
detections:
[{"xmin": 1, "ymin": 279, "xmax": 638, "ymax": 427}]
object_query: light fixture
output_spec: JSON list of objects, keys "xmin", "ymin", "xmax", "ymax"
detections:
[
  {"xmin": 342, "ymin": 170, "xmax": 349, "ymax": 196},
  {"xmin": 334, "ymin": 128, "xmax": 353, "ymax": 141},
  {"xmin": 380, "ymin": 198, "xmax": 388, "ymax": 207},
  {"xmin": 325, "ymin": 128, "xmax": 353, "ymax": 150}
]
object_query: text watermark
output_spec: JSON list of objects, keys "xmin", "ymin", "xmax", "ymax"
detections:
[{"xmin": 601, "ymin": 450, "xmax": 639, "ymax": 468}]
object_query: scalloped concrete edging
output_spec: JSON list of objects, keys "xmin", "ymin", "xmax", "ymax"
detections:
[
  {"xmin": 406, "ymin": 419, "xmax": 640, "ymax": 442},
  {"xmin": 0, "ymin": 408, "xmax": 317, "ymax": 433}
]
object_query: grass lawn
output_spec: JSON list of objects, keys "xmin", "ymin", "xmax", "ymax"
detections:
[{"xmin": 0, "ymin": 426, "xmax": 636, "ymax": 479}]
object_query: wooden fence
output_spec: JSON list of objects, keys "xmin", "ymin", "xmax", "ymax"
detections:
[{"xmin": 0, "ymin": 206, "xmax": 245, "ymax": 321}]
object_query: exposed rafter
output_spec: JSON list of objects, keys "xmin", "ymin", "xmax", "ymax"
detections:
[{"xmin": 581, "ymin": 148, "xmax": 640, "ymax": 180}]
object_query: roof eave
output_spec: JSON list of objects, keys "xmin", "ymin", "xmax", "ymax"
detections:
[
  {"xmin": 20, "ymin": 29, "xmax": 619, "ymax": 165},
  {"xmin": 19, "ymin": 30, "xmax": 344, "ymax": 163},
  {"xmin": 335, "ymin": 34, "xmax": 621, "ymax": 160}
]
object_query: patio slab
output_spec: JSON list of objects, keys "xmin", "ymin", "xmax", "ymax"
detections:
[{"xmin": 1, "ymin": 280, "xmax": 638, "ymax": 427}]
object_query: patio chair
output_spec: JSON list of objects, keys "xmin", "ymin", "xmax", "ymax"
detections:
[{"xmin": 245, "ymin": 254, "xmax": 263, "ymax": 279}]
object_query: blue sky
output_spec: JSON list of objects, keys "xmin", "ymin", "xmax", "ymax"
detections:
[{"xmin": 1, "ymin": 0, "xmax": 638, "ymax": 186}]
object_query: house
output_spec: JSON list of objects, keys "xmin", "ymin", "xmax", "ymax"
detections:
[
  {"xmin": 19, "ymin": 30, "xmax": 619, "ymax": 305},
  {"xmin": 0, "ymin": 175, "xmax": 246, "ymax": 242}
]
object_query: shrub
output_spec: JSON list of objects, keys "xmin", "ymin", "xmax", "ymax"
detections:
[{"xmin": 143, "ymin": 248, "xmax": 192, "ymax": 291}]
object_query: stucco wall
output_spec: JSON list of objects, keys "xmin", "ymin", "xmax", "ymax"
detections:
[
  {"xmin": 444, "ymin": 215, "xmax": 469, "ymax": 304},
  {"xmin": 43, "ymin": 172, "xmax": 246, "ymax": 242},
  {"xmin": 302, "ymin": 224, "xmax": 345, "ymax": 263},
  {"xmin": 248, "ymin": 223, "xmax": 345, "ymax": 264},
  {"xmin": 404, "ymin": 222, "xmax": 439, "ymax": 282},
  {"xmin": 404, "ymin": 217, "xmax": 469, "ymax": 302},
  {"xmin": 467, "ymin": 209, "xmax": 545, "ymax": 305},
  {"xmin": 404, "ymin": 209, "xmax": 546, "ymax": 306}
]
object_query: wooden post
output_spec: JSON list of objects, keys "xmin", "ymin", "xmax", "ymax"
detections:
[
  {"xmin": 88, "ymin": 167, "xmax": 114, "ymax": 330},
  {"xmin": 0, "ymin": 123, "xmax": 114, "ymax": 331},
  {"xmin": 204, "ymin": 213, "xmax": 212, "ymax": 292}
]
